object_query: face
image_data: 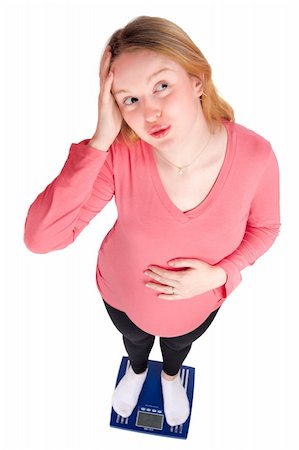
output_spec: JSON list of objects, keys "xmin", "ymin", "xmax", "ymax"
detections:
[{"xmin": 110, "ymin": 49, "xmax": 204, "ymax": 148}]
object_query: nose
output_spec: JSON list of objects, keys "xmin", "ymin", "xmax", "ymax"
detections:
[{"xmin": 143, "ymin": 99, "xmax": 162, "ymax": 123}]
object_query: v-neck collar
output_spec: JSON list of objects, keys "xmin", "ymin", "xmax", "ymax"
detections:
[{"xmin": 144, "ymin": 119, "xmax": 236, "ymax": 223}]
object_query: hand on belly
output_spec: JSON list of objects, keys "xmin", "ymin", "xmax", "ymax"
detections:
[{"xmin": 143, "ymin": 258, "xmax": 227, "ymax": 300}]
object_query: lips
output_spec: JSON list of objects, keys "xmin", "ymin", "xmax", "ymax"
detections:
[{"xmin": 149, "ymin": 124, "xmax": 170, "ymax": 135}]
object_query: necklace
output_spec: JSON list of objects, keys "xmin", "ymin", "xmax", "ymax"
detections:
[{"xmin": 153, "ymin": 132, "xmax": 212, "ymax": 175}]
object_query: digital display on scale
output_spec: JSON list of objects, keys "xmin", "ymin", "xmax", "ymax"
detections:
[{"xmin": 136, "ymin": 411, "xmax": 164, "ymax": 430}]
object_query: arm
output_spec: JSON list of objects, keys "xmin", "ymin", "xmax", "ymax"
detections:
[
  {"xmin": 213, "ymin": 144, "xmax": 281, "ymax": 298},
  {"xmin": 23, "ymin": 139, "xmax": 114, "ymax": 253}
]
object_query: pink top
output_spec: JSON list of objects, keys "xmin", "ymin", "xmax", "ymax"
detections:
[{"xmin": 24, "ymin": 119, "xmax": 281, "ymax": 337}]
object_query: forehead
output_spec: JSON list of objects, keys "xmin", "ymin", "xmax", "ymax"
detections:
[
  {"xmin": 111, "ymin": 50, "xmax": 185, "ymax": 85},
  {"xmin": 111, "ymin": 49, "xmax": 178, "ymax": 68}
]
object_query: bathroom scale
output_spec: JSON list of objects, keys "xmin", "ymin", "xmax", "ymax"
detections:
[{"xmin": 110, "ymin": 356, "xmax": 195, "ymax": 439}]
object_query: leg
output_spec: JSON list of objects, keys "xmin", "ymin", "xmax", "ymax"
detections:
[
  {"xmin": 160, "ymin": 306, "xmax": 221, "ymax": 376},
  {"xmin": 103, "ymin": 300, "xmax": 155, "ymax": 373},
  {"xmin": 159, "ymin": 307, "xmax": 221, "ymax": 426},
  {"xmin": 103, "ymin": 299, "xmax": 155, "ymax": 417}
]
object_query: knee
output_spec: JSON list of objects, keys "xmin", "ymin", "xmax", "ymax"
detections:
[
  {"xmin": 161, "ymin": 336, "xmax": 191, "ymax": 352},
  {"xmin": 125, "ymin": 329, "xmax": 154, "ymax": 346}
]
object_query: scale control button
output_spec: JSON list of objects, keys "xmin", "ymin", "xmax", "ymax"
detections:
[
  {"xmin": 152, "ymin": 409, "xmax": 157, "ymax": 413},
  {"xmin": 141, "ymin": 407, "xmax": 146, "ymax": 411},
  {"xmin": 157, "ymin": 410, "xmax": 162, "ymax": 413},
  {"xmin": 146, "ymin": 408, "xmax": 151, "ymax": 412}
]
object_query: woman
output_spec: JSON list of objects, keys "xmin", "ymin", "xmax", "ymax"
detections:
[{"xmin": 24, "ymin": 16, "xmax": 281, "ymax": 427}]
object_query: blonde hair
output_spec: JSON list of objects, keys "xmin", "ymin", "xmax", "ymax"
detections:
[{"xmin": 106, "ymin": 15, "xmax": 234, "ymax": 150}]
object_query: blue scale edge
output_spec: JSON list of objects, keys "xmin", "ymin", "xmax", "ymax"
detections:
[{"xmin": 110, "ymin": 356, "xmax": 195, "ymax": 440}]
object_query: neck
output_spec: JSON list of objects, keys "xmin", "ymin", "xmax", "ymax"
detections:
[{"xmin": 153, "ymin": 116, "xmax": 216, "ymax": 168}]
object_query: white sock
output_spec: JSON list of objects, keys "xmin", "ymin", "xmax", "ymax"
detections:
[
  {"xmin": 112, "ymin": 364, "xmax": 148, "ymax": 418},
  {"xmin": 161, "ymin": 371, "xmax": 190, "ymax": 426}
]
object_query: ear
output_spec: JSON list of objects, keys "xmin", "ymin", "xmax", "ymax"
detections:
[{"xmin": 190, "ymin": 74, "xmax": 204, "ymax": 97}]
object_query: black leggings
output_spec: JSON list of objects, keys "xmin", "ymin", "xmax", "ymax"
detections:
[{"xmin": 103, "ymin": 300, "xmax": 220, "ymax": 376}]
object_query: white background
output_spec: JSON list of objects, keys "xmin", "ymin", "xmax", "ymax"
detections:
[{"xmin": 0, "ymin": 0, "xmax": 298, "ymax": 449}]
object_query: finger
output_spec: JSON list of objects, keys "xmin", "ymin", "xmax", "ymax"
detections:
[
  {"xmin": 101, "ymin": 71, "xmax": 114, "ymax": 104},
  {"xmin": 99, "ymin": 48, "xmax": 112, "ymax": 80},
  {"xmin": 100, "ymin": 63, "xmax": 113, "ymax": 96},
  {"xmin": 145, "ymin": 270, "xmax": 179, "ymax": 287},
  {"xmin": 100, "ymin": 45, "xmax": 111, "ymax": 65},
  {"xmin": 147, "ymin": 266, "xmax": 181, "ymax": 281},
  {"xmin": 145, "ymin": 282, "xmax": 177, "ymax": 293},
  {"xmin": 157, "ymin": 293, "xmax": 181, "ymax": 300}
]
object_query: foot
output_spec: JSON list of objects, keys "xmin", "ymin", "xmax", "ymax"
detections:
[
  {"xmin": 112, "ymin": 364, "xmax": 148, "ymax": 418},
  {"xmin": 161, "ymin": 370, "xmax": 190, "ymax": 426}
]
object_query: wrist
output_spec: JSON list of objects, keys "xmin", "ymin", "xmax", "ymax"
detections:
[
  {"xmin": 212, "ymin": 266, "xmax": 227, "ymax": 289},
  {"xmin": 88, "ymin": 137, "xmax": 111, "ymax": 152}
]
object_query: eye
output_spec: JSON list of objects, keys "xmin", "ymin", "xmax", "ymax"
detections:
[
  {"xmin": 156, "ymin": 82, "xmax": 169, "ymax": 92},
  {"xmin": 123, "ymin": 82, "xmax": 169, "ymax": 105},
  {"xmin": 123, "ymin": 96, "xmax": 138, "ymax": 106}
]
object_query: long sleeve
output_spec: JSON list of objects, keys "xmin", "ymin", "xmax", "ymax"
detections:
[
  {"xmin": 213, "ymin": 144, "xmax": 281, "ymax": 298},
  {"xmin": 23, "ymin": 139, "xmax": 115, "ymax": 253}
]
